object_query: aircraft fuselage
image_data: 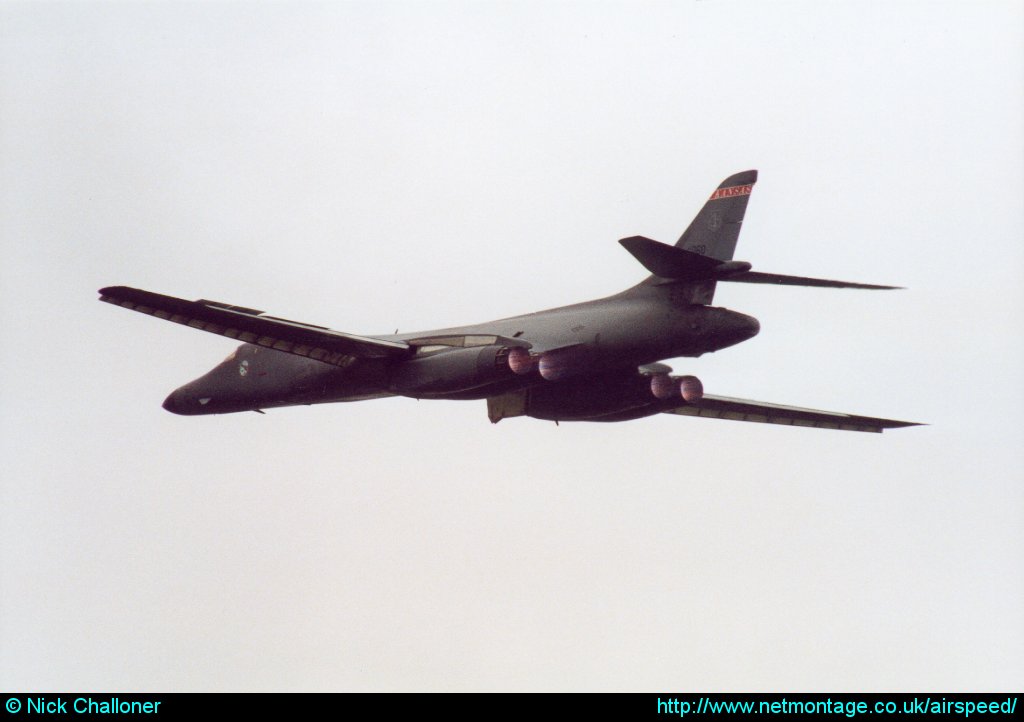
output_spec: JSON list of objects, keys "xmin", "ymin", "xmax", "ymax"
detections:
[
  {"xmin": 161, "ymin": 285, "xmax": 759, "ymax": 415},
  {"xmin": 104, "ymin": 170, "xmax": 919, "ymax": 432}
]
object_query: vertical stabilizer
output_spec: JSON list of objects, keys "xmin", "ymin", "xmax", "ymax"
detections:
[{"xmin": 677, "ymin": 169, "xmax": 757, "ymax": 261}]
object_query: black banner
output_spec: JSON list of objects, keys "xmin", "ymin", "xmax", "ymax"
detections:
[{"xmin": 0, "ymin": 693, "xmax": 1020, "ymax": 719}]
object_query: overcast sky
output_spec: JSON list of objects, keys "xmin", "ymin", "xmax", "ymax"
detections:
[{"xmin": 2, "ymin": 1, "xmax": 1021, "ymax": 691}]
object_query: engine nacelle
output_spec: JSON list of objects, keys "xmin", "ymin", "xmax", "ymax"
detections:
[
  {"xmin": 524, "ymin": 370, "xmax": 705, "ymax": 422},
  {"xmin": 507, "ymin": 346, "xmax": 536, "ymax": 375},
  {"xmin": 679, "ymin": 375, "xmax": 703, "ymax": 402},
  {"xmin": 650, "ymin": 373, "xmax": 703, "ymax": 402},
  {"xmin": 538, "ymin": 346, "xmax": 588, "ymax": 381},
  {"xmin": 649, "ymin": 373, "xmax": 678, "ymax": 400},
  {"xmin": 525, "ymin": 371, "xmax": 652, "ymax": 420},
  {"xmin": 389, "ymin": 345, "xmax": 513, "ymax": 396}
]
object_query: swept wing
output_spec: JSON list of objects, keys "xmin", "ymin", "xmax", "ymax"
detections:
[
  {"xmin": 667, "ymin": 394, "xmax": 921, "ymax": 433},
  {"xmin": 99, "ymin": 286, "xmax": 411, "ymax": 367}
]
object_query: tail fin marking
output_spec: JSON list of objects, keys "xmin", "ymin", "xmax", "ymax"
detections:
[{"xmin": 677, "ymin": 169, "xmax": 758, "ymax": 262}]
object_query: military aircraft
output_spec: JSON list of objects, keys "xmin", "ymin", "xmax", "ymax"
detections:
[{"xmin": 99, "ymin": 170, "xmax": 920, "ymax": 432}]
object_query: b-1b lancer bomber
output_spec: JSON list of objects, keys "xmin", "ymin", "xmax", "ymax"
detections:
[{"xmin": 100, "ymin": 171, "xmax": 920, "ymax": 433}]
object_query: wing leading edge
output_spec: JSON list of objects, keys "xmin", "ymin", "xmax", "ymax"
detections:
[
  {"xmin": 98, "ymin": 286, "xmax": 411, "ymax": 367},
  {"xmin": 666, "ymin": 394, "xmax": 922, "ymax": 433}
]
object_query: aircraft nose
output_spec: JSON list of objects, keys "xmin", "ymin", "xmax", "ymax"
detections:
[
  {"xmin": 162, "ymin": 389, "xmax": 187, "ymax": 415},
  {"xmin": 163, "ymin": 384, "xmax": 217, "ymax": 415}
]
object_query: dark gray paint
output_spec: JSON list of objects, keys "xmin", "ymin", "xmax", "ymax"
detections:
[{"xmin": 100, "ymin": 171, "xmax": 920, "ymax": 433}]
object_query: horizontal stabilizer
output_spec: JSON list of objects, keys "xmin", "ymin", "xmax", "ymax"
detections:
[
  {"xmin": 721, "ymin": 272, "xmax": 902, "ymax": 290},
  {"xmin": 620, "ymin": 236, "xmax": 718, "ymax": 280},
  {"xmin": 98, "ymin": 286, "xmax": 411, "ymax": 366},
  {"xmin": 620, "ymin": 237, "xmax": 900, "ymax": 290},
  {"xmin": 619, "ymin": 236, "xmax": 750, "ymax": 281},
  {"xmin": 667, "ymin": 394, "xmax": 922, "ymax": 433}
]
